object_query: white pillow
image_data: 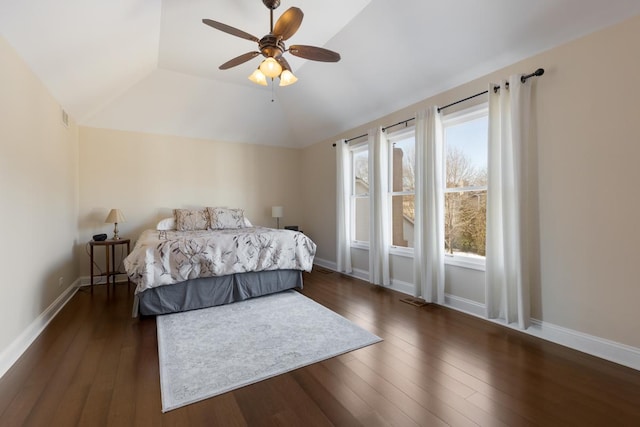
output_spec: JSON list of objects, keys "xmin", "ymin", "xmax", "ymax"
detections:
[
  {"xmin": 244, "ymin": 217, "xmax": 253, "ymax": 227},
  {"xmin": 156, "ymin": 217, "xmax": 176, "ymax": 231}
]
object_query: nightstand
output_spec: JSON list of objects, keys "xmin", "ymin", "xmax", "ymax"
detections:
[{"xmin": 89, "ymin": 239, "xmax": 131, "ymax": 292}]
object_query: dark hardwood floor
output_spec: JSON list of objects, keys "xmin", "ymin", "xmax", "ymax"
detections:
[{"xmin": 1, "ymin": 269, "xmax": 639, "ymax": 426}]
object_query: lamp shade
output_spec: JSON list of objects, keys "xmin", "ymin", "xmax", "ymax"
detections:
[
  {"xmin": 259, "ymin": 57, "xmax": 282, "ymax": 78},
  {"xmin": 248, "ymin": 68, "xmax": 268, "ymax": 86},
  {"xmin": 271, "ymin": 206, "xmax": 284, "ymax": 218},
  {"xmin": 279, "ymin": 69, "xmax": 298, "ymax": 87},
  {"xmin": 105, "ymin": 209, "xmax": 126, "ymax": 224}
]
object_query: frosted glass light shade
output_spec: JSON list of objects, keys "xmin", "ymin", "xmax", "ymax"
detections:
[
  {"xmin": 259, "ymin": 57, "xmax": 282, "ymax": 78},
  {"xmin": 248, "ymin": 68, "xmax": 268, "ymax": 86},
  {"xmin": 279, "ymin": 70, "xmax": 298, "ymax": 87}
]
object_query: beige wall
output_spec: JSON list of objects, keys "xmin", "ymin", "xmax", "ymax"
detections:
[
  {"xmin": 301, "ymin": 15, "xmax": 640, "ymax": 348},
  {"xmin": 0, "ymin": 37, "xmax": 79, "ymax": 353},
  {"xmin": 77, "ymin": 127, "xmax": 304, "ymax": 276},
  {"xmin": 300, "ymin": 140, "xmax": 337, "ymax": 260}
]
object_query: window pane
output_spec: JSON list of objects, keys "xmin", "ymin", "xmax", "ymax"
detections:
[
  {"xmin": 354, "ymin": 197, "xmax": 370, "ymax": 242},
  {"xmin": 445, "ymin": 116, "xmax": 488, "ymax": 188},
  {"xmin": 391, "ymin": 194, "xmax": 415, "ymax": 248},
  {"xmin": 353, "ymin": 150, "xmax": 369, "ymax": 195},
  {"xmin": 391, "ymin": 137, "xmax": 415, "ymax": 192},
  {"xmin": 444, "ymin": 190, "xmax": 486, "ymax": 257}
]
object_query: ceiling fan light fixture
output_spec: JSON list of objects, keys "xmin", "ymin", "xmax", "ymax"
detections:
[
  {"xmin": 259, "ymin": 57, "xmax": 282, "ymax": 78},
  {"xmin": 279, "ymin": 69, "xmax": 298, "ymax": 86},
  {"xmin": 248, "ymin": 68, "xmax": 268, "ymax": 86},
  {"xmin": 204, "ymin": 2, "xmax": 340, "ymax": 87}
]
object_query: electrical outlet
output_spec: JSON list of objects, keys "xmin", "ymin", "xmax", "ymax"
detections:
[{"xmin": 58, "ymin": 277, "xmax": 64, "ymax": 287}]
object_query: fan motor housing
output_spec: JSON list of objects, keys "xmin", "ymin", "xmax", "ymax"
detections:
[
  {"xmin": 263, "ymin": 0, "xmax": 281, "ymax": 10},
  {"xmin": 259, "ymin": 35, "xmax": 285, "ymax": 58}
]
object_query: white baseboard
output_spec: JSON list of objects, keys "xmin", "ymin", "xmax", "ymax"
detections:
[
  {"xmin": 77, "ymin": 274, "xmax": 130, "ymax": 287},
  {"xmin": 350, "ymin": 267, "xmax": 369, "ymax": 282},
  {"xmin": 314, "ymin": 258, "xmax": 368, "ymax": 281},
  {"xmin": 445, "ymin": 293, "xmax": 486, "ymax": 317},
  {"xmin": 388, "ymin": 278, "xmax": 415, "ymax": 296},
  {"xmin": 313, "ymin": 258, "xmax": 337, "ymax": 271},
  {"xmin": 314, "ymin": 258, "xmax": 413, "ymax": 296},
  {"xmin": 314, "ymin": 259, "xmax": 640, "ymax": 371},
  {"xmin": 526, "ymin": 319, "xmax": 640, "ymax": 371},
  {"xmin": 0, "ymin": 279, "xmax": 80, "ymax": 379},
  {"xmin": 443, "ymin": 295, "xmax": 640, "ymax": 371}
]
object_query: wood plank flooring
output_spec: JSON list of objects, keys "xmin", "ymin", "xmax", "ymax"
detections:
[{"xmin": 1, "ymin": 269, "xmax": 639, "ymax": 426}]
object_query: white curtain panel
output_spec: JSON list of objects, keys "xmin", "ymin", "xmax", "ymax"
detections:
[
  {"xmin": 486, "ymin": 76, "xmax": 532, "ymax": 329},
  {"xmin": 368, "ymin": 127, "xmax": 390, "ymax": 286},
  {"xmin": 335, "ymin": 139, "xmax": 352, "ymax": 273},
  {"xmin": 414, "ymin": 107, "xmax": 445, "ymax": 303}
]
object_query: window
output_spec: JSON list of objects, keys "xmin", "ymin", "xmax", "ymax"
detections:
[
  {"xmin": 442, "ymin": 105, "xmax": 488, "ymax": 267},
  {"xmin": 351, "ymin": 144, "xmax": 370, "ymax": 244},
  {"xmin": 388, "ymin": 129, "xmax": 415, "ymax": 249}
]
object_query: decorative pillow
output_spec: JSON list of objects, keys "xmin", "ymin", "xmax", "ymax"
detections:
[
  {"xmin": 174, "ymin": 209, "xmax": 209, "ymax": 231},
  {"xmin": 156, "ymin": 217, "xmax": 176, "ymax": 231},
  {"xmin": 207, "ymin": 207, "xmax": 246, "ymax": 229}
]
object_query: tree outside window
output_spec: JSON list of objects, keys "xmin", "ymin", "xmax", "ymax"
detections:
[
  {"xmin": 352, "ymin": 148, "xmax": 370, "ymax": 243},
  {"xmin": 348, "ymin": 108, "xmax": 488, "ymax": 262},
  {"xmin": 444, "ymin": 112, "xmax": 488, "ymax": 258},
  {"xmin": 389, "ymin": 136, "xmax": 415, "ymax": 248}
]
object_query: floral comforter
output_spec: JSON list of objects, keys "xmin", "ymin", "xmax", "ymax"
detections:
[{"xmin": 124, "ymin": 227, "xmax": 316, "ymax": 294}]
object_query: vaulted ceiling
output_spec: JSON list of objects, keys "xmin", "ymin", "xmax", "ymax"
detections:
[{"xmin": 2, "ymin": 0, "xmax": 640, "ymax": 147}]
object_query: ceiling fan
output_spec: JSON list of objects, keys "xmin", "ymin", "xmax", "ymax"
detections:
[{"xmin": 202, "ymin": 0, "xmax": 341, "ymax": 87}]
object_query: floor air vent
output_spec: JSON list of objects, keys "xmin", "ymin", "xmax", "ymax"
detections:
[{"xmin": 400, "ymin": 296, "xmax": 428, "ymax": 307}]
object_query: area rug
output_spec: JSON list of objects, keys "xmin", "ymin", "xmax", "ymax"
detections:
[{"xmin": 156, "ymin": 290, "xmax": 382, "ymax": 412}]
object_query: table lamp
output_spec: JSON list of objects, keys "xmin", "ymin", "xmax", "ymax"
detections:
[
  {"xmin": 105, "ymin": 208, "xmax": 126, "ymax": 240},
  {"xmin": 271, "ymin": 206, "xmax": 283, "ymax": 229}
]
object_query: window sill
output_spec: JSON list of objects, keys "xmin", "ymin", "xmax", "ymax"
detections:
[
  {"xmin": 390, "ymin": 246, "xmax": 414, "ymax": 258},
  {"xmin": 349, "ymin": 244, "xmax": 486, "ymax": 271},
  {"xmin": 351, "ymin": 241, "xmax": 369, "ymax": 250},
  {"xmin": 349, "ymin": 244, "xmax": 415, "ymax": 259},
  {"xmin": 444, "ymin": 255, "xmax": 486, "ymax": 271}
]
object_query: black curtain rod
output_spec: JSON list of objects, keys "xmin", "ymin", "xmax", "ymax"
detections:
[
  {"xmin": 345, "ymin": 133, "xmax": 366, "ymax": 143},
  {"xmin": 333, "ymin": 68, "xmax": 544, "ymax": 146},
  {"xmin": 334, "ymin": 118, "xmax": 417, "ymax": 145},
  {"xmin": 437, "ymin": 91, "xmax": 488, "ymax": 114},
  {"xmin": 333, "ymin": 118, "xmax": 417, "ymax": 146},
  {"xmin": 438, "ymin": 68, "xmax": 544, "ymax": 113},
  {"xmin": 383, "ymin": 117, "xmax": 415, "ymax": 132}
]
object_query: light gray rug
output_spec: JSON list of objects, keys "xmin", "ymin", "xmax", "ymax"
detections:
[{"xmin": 156, "ymin": 290, "xmax": 382, "ymax": 412}]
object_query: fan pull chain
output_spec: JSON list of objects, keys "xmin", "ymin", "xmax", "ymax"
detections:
[{"xmin": 271, "ymin": 79, "xmax": 275, "ymax": 103}]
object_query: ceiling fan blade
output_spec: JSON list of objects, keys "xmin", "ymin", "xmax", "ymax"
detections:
[
  {"xmin": 288, "ymin": 45, "xmax": 341, "ymax": 62},
  {"xmin": 202, "ymin": 19, "xmax": 259, "ymax": 42},
  {"xmin": 219, "ymin": 52, "xmax": 261, "ymax": 70},
  {"xmin": 276, "ymin": 56, "xmax": 292, "ymax": 71},
  {"xmin": 273, "ymin": 7, "xmax": 303, "ymax": 40}
]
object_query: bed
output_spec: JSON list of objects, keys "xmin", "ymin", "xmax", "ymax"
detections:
[{"xmin": 124, "ymin": 208, "xmax": 316, "ymax": 316}]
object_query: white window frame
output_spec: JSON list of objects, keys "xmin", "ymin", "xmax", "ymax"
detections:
[
  {"xmin": 387, "ymin": 126, "xmax": 416, "ymax": 257},
  {"xmin": 350, "ymin": 140, "xmax": 370, "ymax": 249},
  {"xmin": 442, "ymin": 103, "xmax": 488, "ymax": 271}
]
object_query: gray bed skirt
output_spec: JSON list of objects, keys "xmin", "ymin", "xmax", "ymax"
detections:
[{"xmin": 135, "ymin": 269, "xmax": 303, "ymax": 316}]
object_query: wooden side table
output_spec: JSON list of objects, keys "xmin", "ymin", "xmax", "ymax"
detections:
[{"xmin": 90, "ymin": 239, "xmax": 131, "ymax": 292}]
